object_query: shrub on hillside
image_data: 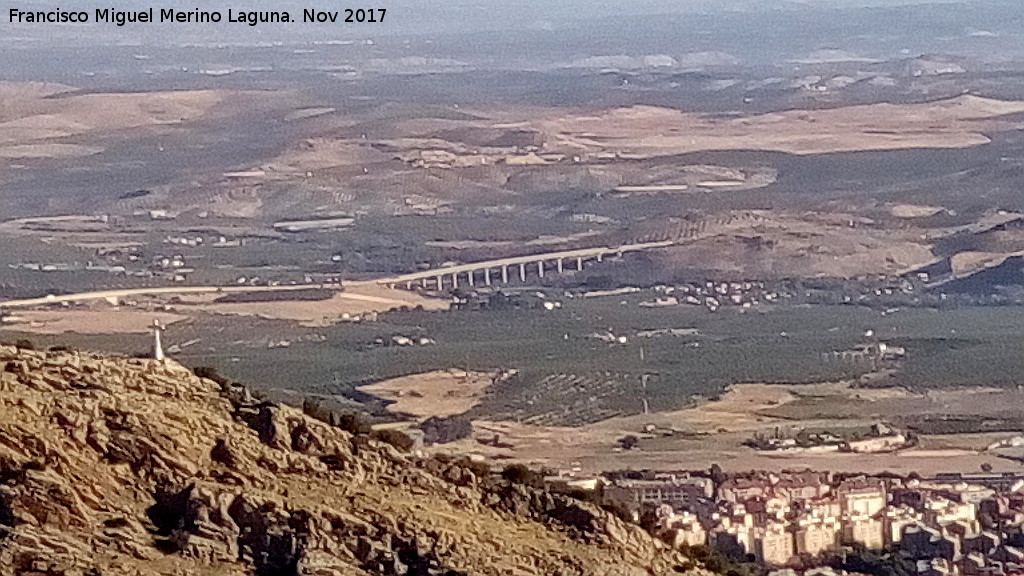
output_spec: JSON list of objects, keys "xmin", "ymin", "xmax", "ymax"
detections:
[
  {"xmin": 370, "ymin": 429, "xmax": 416, "ymax": 452},
  {"xmin": 457, "ymin": 457, "xmax": 492, "ymax": 479},
  {"xmin": 418, "ymin": 415, "xmax": 473, "ymax": 445},
  {"xmin": 334, "ymin": 412, "xmax": 373, "ymax": 435},
  {"xmin": 501, "ymin": 464, "xmax": 545, "ymax": 488},
  {"xmin": 193, "ymin": 366, "xmax": 229, "ymax": 388}
]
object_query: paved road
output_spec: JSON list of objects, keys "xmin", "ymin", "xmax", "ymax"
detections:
[
  {"xmin": 0, "ymin": 240, "xmax": 675, "ymax": 309},
  {"xmin": 0, "ymin": 284, "xmax": 339, "ymax": 309}
]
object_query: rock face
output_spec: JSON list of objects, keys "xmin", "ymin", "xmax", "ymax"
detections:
[{"xmin": 0, "ymin": 346, "xmax": 707, "ymax": 576}]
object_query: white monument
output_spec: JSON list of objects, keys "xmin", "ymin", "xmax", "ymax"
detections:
[{"xmin": 151, "ymin": 319, "xmax": 165, "ymax": 362}]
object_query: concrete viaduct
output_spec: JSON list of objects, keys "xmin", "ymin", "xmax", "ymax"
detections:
[
  {"xmin": 0, "ymin": 240, "xmax": 675, "ymax": 309},
  {"xmin": 377, "ymin": 240, "xmax": 675, "ymax": 291}
]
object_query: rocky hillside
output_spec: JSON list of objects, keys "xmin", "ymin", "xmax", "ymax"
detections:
[{"xmin": 0, "ymin": 345, "xmax": 705, "ymax": 576}]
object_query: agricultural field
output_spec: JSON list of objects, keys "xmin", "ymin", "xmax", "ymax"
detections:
[{"xmin": 12, "ymin": 294, "xmax": 1024, "ymax": 430}]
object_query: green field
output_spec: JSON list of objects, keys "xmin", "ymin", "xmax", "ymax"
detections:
[
  {"xmin": 172, "ymin": 301, "xmax": 1024, "ymax": 423},
  {"xmin": 167, "ymin": 298, "xmax": 898, "ymax": 423},
  {"xmin": 8, "ymin": 299, "xmax": 1024, "ymax": 425}
]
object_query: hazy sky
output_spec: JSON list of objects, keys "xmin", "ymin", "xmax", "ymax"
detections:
[
  {"xmin": 385, "ymin": 0, "xmax": 979, "ymax": 34},
  {"xmin": 5, "ymin": 0, "xmax": 997, "ymax": 44}
]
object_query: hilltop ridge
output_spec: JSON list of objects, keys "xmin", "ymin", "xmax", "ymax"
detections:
[{"xmin": 0, "ymin": 344, "xmax": 703, "ymax": 575}]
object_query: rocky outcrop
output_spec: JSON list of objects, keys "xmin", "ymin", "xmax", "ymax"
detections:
[{"xmin": 0, "ymin": 346, "xmax": 707, "ymax": 575}]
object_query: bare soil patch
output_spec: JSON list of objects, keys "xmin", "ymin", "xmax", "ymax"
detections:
[
  {"xmin": 0, "ymin": 83, "xmax": 230, "ymax": 160},
  {"xmin": 361, "ymin": 369, "xmax": 495, "ymax": 419},
  {"xmin": 519, "ymin": 95, "xmax": 1024, "ymax": 157},
  {"xmin": 1, "ymin": 309, "xmax": 185, "ymax": 335},
  {"xmin": 654, "ymin": 210, "xmax": 936, "ymax": 278},
  {"xmin": 449, "ymin": 382, "xmax": 1024, "ymax": 476},
  {"xmin": 891, "ymin": 204, "xmax": 946, "ymax": 218},
  {"xmin": 193, "ymin": 284, "xmax": 448, "ymax": 326}
]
